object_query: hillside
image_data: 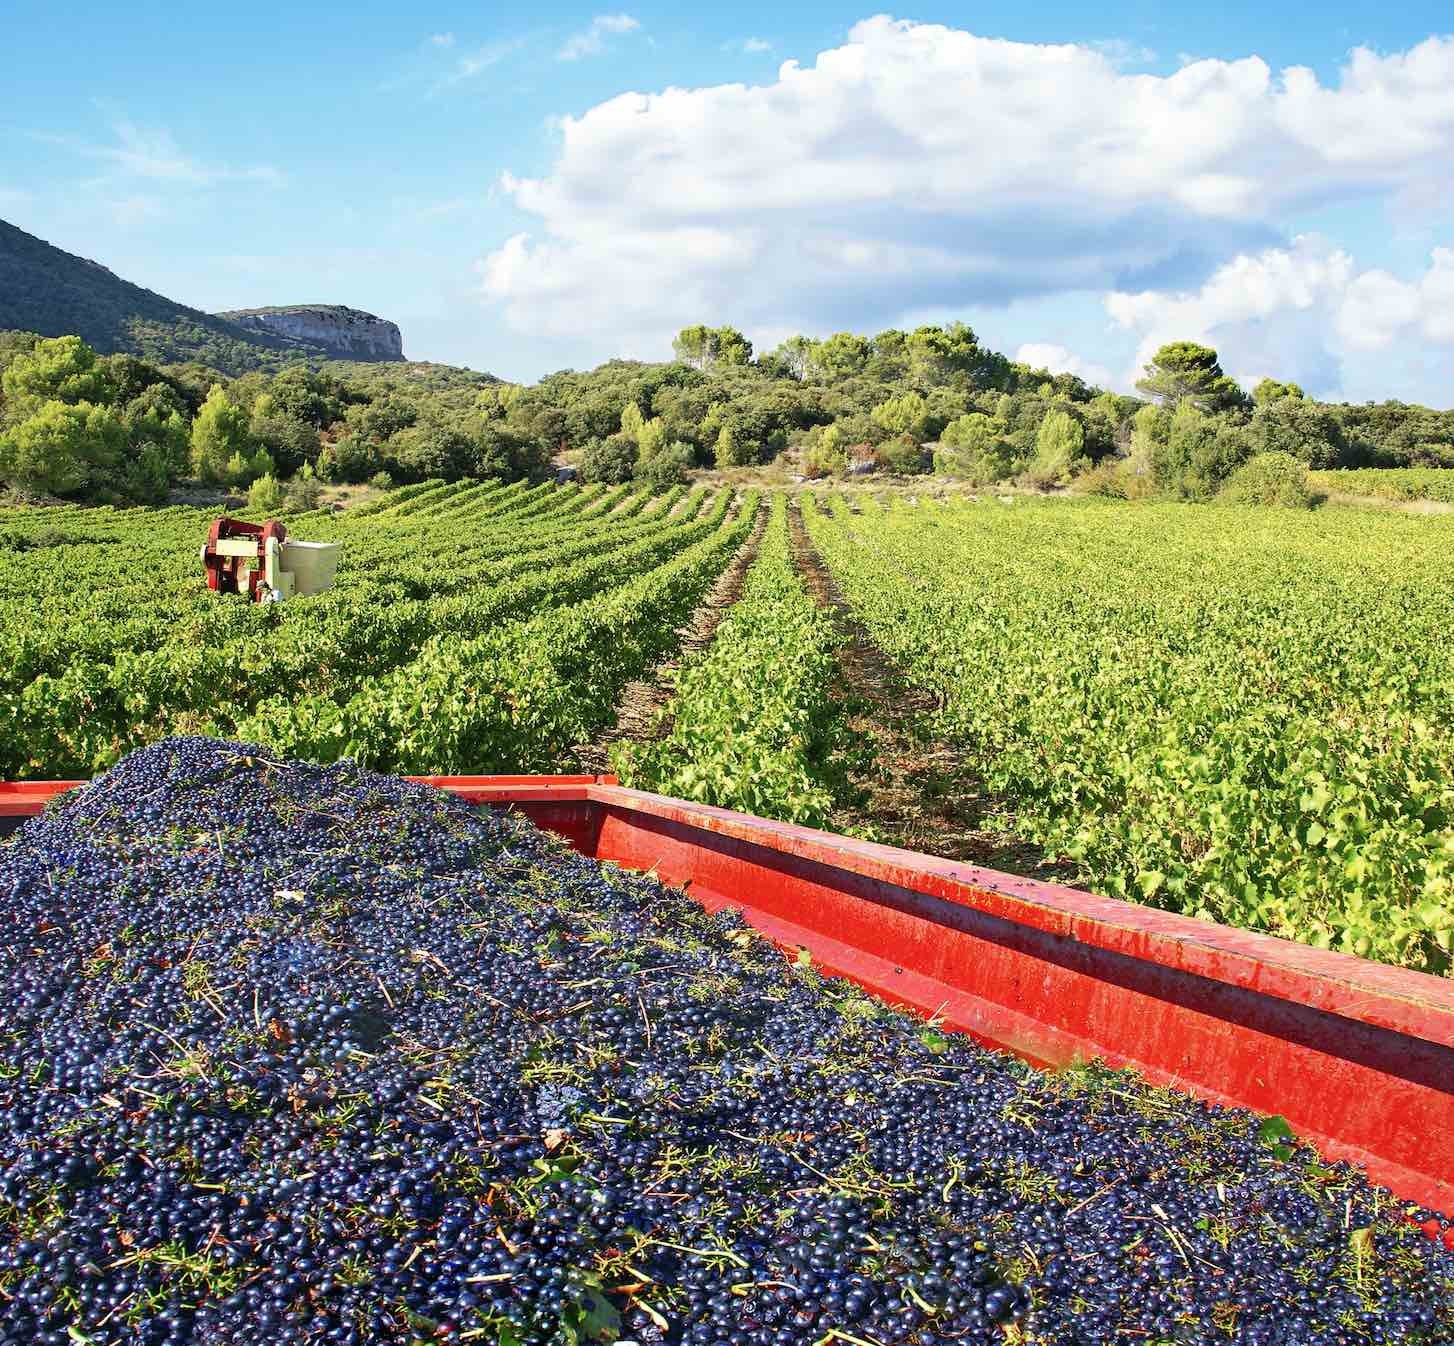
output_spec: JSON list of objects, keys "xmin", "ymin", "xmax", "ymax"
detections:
[{"xmin": 0, "ymin": 219, "xmax": 399, "ymax": 374}]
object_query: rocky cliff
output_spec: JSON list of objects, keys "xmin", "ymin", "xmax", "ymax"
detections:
[{"xmin": 215, "ymin": 305, "xmax": 405, "ymax": 362}]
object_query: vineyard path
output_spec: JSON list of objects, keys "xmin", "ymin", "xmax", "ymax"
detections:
[
  {"xmin": 573, "ymin": 492, "xmax": 769, "ymax": 773},
  {"xmin": 788, "ymin": 496, "xmax": 1075, "ymax": 880}
]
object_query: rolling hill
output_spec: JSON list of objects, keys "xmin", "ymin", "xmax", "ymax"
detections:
[{"xmin": 0, "ymin": 219, "xmax": 403, "ymax": 374}]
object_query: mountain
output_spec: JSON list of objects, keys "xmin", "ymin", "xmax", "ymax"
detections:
[
  {"xmin": 217, "ymin": 306, "xmax": 404, "ymax": 361},
  {"xmin": 0, "ymin": 219, "xmax": 402, "ymax": 374}
]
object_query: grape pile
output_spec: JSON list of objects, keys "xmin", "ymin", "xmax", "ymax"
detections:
[{"xmin": 1, "ymin": 738, "xmax": 1450, "ymax": 1346}]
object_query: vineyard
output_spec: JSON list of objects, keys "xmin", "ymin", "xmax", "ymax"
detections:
[
  {"xmin": 3, "ymin": 486, "xmax": 1452, "ymax": 977},
  {"xmin": 1309, "ymin": 467, "xmax": 1454, "ymax": 504}
]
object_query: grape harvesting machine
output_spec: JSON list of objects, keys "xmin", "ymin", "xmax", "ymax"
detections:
[
  {"xmin": 3, "ymin": 772, "xmax": 1451, "ymax": 1217},
  {"xmin": 200, "ymin": 516, "xmax": 342, "ymax": 602}
]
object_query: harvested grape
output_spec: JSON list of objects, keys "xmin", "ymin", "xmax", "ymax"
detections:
[{"xmin": 1, "ymin": 738, "xmax": 1449, "ymax": 1345}]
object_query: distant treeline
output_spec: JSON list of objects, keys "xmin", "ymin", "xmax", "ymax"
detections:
[{"xmin": 1, "ymin": 322, "xmax": 1450, "ymax": 506}]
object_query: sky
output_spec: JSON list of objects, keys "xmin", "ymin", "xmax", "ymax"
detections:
[{"xmin": 4, "ymin": 2, "xmax": 1453, "ymax": 403}]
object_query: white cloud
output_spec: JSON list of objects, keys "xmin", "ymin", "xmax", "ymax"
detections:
[
  {"xmin": 1014, "ymin": 342, "xmax": 1118, "ymax": 390},
  {"xmin": 480, "ymin": 16, "xmax": 1454, "ymax": 381},
  {"xmin": 432, "ymin": 38, "xmax": 526, "ymax": 89},
  {"xmin": 39, "ymin": 121, "xmax": 281, "ymax": 187},
  {"xmin": 106, "ymin": 194, "xmax": 167, "ymax": 227},
  {"xmin": 558, "ymin": 13, "xmax": 640, "ymax": 62},
  {"xmin": 1090, "ymin": 38, "xmax": 1157, "ymax": 68},
  {"xmin": 428, "ymin": 32, "xmax": 455, "ymax": 47},
  {"xmin": 723, "ymin": 37, "xmax": 773, "ymax": 55},
  {"xmin": 1105, "ymin": 236, "xmax": 1454, "ymax": 394}
]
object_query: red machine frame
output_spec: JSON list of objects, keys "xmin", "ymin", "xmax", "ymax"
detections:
[
  {"xmin": 201, "ymin": 518, "xmax": 288, "ymax": 601},
  {"xmin": 3, "ymin": 774, "xmax": 1451, "ymax": 1214}
]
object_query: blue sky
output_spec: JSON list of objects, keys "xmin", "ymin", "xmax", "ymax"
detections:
[{"xmin": 4, "ymin": 3, "xmax": 1453, "ymax": 402}]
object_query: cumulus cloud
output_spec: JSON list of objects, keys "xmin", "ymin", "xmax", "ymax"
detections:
[
  {"xmin": 1105, "ymin": 236, "xmax": 1454, "ymax": 393},
  {"xmin": 480, "ymin": 15, "xmax": 1454, "ymax": 371},
  {"xmin": 558, "ymin": 13, "xmax": 640, "ymax": 62},
  {"xmin": 1090, "ymin": 38, "xmax": 1157, "ymax": 68},
  {"xmin": 722, "ymin": 37, "xmax": 773, "ymax": 55},
  {"xmin": 1015, "ymin": 342, "xmax": 1118, "ymax": 390}
]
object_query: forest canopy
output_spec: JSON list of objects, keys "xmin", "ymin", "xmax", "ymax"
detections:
[{"xmin": 2, "ymin": 322, "xmax": 1450, "ymax": 506}]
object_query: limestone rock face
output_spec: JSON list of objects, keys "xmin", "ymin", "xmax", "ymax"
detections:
[{"xmin": 215, "ymin": 305, "xmax": 404, "ymax": 361}]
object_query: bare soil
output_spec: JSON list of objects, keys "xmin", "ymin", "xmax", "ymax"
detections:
[
  {"xmin": 787, "ymin": 499, "xmax": 1076, "ymax": 881},
  {"xmin": 573, "ymin": 496, "xmax": 768, "ymax": 774}
]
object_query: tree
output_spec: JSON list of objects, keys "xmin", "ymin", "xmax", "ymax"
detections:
[
  {"xmin": 670, "ymin": 324, "xmax": 752, "ymax": 370},
  {"xmin": 247, "ymin": 473, "xmax": 286, "ymax": 513},
  {"xmin": 1247, "ymin": 400, "xmax": 1347, "ymax": 468},
  {"xmin": 0, "ymin": 400, "xmax": 125, "ymax": 497},
  {"xmin": 474, "ymin": 423, "xmax": 550, "ymax": 481},
  {"xmin": 126, "ymin": 381, "xmax": 190, "ymax": 424},
  {"xmin": 119, "ymin": 442, "xmax": 174, "ymax": 504},
  {"xmin": 1219, "ymin": 452, "xmax": 1314, "ymax": 508},
  {"xmin": 1153, "ymin": 402, "xmax": 1251, "ymax": 499},
  {"xmin": 672, "ymin": 325, "xmax": 714, "ymax": 370},
  {"xmin": 635, "ymin": 416, "xmax": 668, "ymax": 467},
  {"xmin": 2, "ymin": 335, "xmax": 111, "ymax": 412},
  {"xmin": 871, "ymin": 392, "xmax": 930, "ymax": 440},
  {"xmin": 866, "ymin": 329, "xmax": 910, "ymax": 383},
  {"xmin": 714, "ymin": 424, "xmax": 756, "ymax": 468},
  {"xmin": 1252, "ymin": 377, "xmax": 1305, "ymax": 406},
  {"xmin": 478, "ymin": 383, "xmax": 523, "ymax": 419},
  {"xmin": 99, "ymin": 353, "xmax": 168, "ymax": 405},
  {"xmin": 347, "ymin": 396, "xmax": 417, "ymax": 444},
  {"xmin": 385, "ymin": 420, "xmax": 478, "ymax": 482},
  {"xmin": 878, "ymin": 435, "xmax": 928, "ymax": 474},
  {"xmin": 1027, "ymin": 408, "xmax": 1085, "ymax": 485},
  {"xmin": 191, "ymin": 385, "xmax": 253, "ymax": 483},
  {"xmin": 802, "ymin": 424, "xmax": 847, "ymax": 479},
  {"xmin": 125, "ymin": 408, "xmax": 190, "ymax": 488},
  {"xmin": 639, "ymin": 440, "xmax": 694, "ymax": 487},
  {"xmin": 249, "ymin": 395, "xmax": 319, "ymax": 477},
  {"xmin": 620, "ymin": 402, "xmax": 646, "ymax": 441},
  {"xmin": 809, "ymin": 332, "xmax": 872, "ymax": 382},
  {"xmin": 906, "ymin": 323, "xmax": 984, "ymax": 387},
  {"xmin": 712, "ymin": 326, "xmax": 752, "ymax": 367},
  {"xmin": 317, "ymin": 433, "xmax": 384, "ymax": 484},
  {"xmin": 1136, "ymin": 341, "xmax": 1248, "ymax": 414},
  {"xmin": 268, "ymin": 367, "xmax": 345, "ymax": 429},
  {"xmin": 580, "ymin": 433, "xmax": 637, "ymax": 484},
  {"xmin": 770, "ymin": 336, "xmax": 819, "ymax": 381}
]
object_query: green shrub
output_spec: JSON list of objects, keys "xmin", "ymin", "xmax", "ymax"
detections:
[
  {"xmin": 247, "ymin": 472, "xmax": 286, "ymax": 514},
  {"xmin": 876, "ymin": 434, "xmax": 928, "ymax": 475},
  {"xmin": 318, "ymin": 432, "xmax": 385, "ymax": 484},
  {"xmin": 639, "ymin": 440, "xmax": 693, "ymax": 488},
  {"xmin": 580, "ymin": 433, "xmax": 637, "ymax": 484},
  {"xmin": 368, "ymin": 470, "xmax": 395, "ymax": 491},
  {"xmin": 283, "ymin": 475, "xmax": 323, "ymax": 512},
  {"xmin": 800, "ymin": 425, "xmax": 846, "ymax": 479},
  {"xmin": 1220, "ymin": 451, "xmax": 1314, "ymax": 508}
]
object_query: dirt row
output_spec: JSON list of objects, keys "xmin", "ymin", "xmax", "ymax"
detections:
[
  {"xmin": 572, "ymin": 495, "xmax": 769, "ymax": 774},
  {"xmin": 572, "ymin": 489, "xmax": 1066, "ymax": 881},
  {"xmin": 786, "ymin": 500, "xmax": 1071, "ymax": 880}
]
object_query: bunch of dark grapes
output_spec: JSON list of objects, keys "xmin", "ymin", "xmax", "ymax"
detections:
[{"xmin": 0, "ymin": 737, "xmax": 1449, "ymax": 1346}]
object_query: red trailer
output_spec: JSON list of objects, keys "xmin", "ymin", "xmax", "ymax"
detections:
[{"xmin": 3, "ymin": 773, "xmax": 1451, "ymax": 1217}]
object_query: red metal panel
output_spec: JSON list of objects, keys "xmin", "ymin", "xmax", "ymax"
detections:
[
  {"xmin": 408, "ymin": 774, "xmax": 616, "ymax": 789},
  {"xmin": 4, "ymin": 773, "xmax": 1451, "ymax": 1214},
  {"xmin": 0, "ymin": 780, "xmax": 85, "ymax": 817},
  {"xmin": 570, "ymin": 786, "xmax": 1454, "ymax": 1215}
]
